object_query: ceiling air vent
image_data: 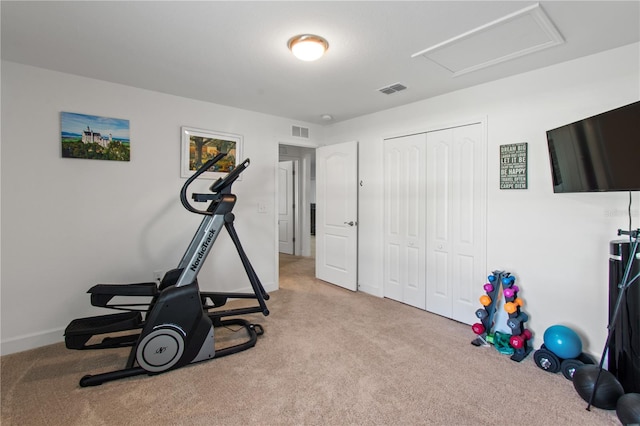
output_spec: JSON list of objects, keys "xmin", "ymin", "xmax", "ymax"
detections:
[
  {"xmin": 378, "ymin": 83, "xmax": 407, "ymax": 95},
  {"xmin": 292, "ymin": 125, "xmax": 309, "ymax": 138}
]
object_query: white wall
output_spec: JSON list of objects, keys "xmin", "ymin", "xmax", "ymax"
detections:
[
  {"xmin": 323, "ymin": 43, "xmax": 640, "ymax": 357},
  {"xmin": 2, "ymin": 43, "xmax": 639, "ymax": 358},
  {"xmin": 0, "ymin": 61, "xmax": 322, "ymax": 354}
]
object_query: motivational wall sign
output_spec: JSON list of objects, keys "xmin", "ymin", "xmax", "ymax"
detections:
[{"xmin": 500, "ymin": 143, "xmax": 528, "ymax": 189}]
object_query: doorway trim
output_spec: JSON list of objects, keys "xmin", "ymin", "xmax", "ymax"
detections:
[
  {"xmin": 276, "ymin": 140, "xmax": 318, "ymax": 288},
  {"xmin": 278, "ymin": 159, "xmax": 298, "ymax": 255}
]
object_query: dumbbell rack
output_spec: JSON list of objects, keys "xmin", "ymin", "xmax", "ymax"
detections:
[{"xmin": 471, "ymin": 270, "xmax": 533, "ymax": 362}]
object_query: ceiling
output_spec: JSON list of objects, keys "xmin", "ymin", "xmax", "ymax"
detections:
[{"xmin": 2, "ymin": 1, "xmax": 639, "ymax": 125}]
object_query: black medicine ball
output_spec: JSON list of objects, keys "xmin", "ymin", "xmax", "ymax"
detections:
[
  {"xmin": 572, "ymin": 365, "xmax": 624, "ymax": 410},
  {"xmin": 617, "ymin": 393, "xmax": 640, "ymax": 425}
]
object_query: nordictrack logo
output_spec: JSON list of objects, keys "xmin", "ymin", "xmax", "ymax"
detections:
[{"xmin": 190, "ymin": 229, "xmax": 216, "ymax": 271}]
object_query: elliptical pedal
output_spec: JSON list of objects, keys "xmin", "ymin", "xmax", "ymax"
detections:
[
  {"xmin": 88, "ymin": 282, "xmax": 158, "ymax": 308},
  {"xmin": 64, "ymin": 311, "xmax": 142, "ymax": 350}
]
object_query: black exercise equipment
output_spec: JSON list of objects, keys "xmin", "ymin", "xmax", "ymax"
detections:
[
  {"xmin": 64, "ymin": 153, "xmax": 269, "ymax": 386},
  {"xmin": 581, "ymin": 228, "xmax": 640, "ymax": 410},
  {"xmin": 616, "ymin": 393, "xmax": 640, "ymax": 425},
  {"xmin": 573, "ymin": 364, "xmax": 625, "ymax": 410}
]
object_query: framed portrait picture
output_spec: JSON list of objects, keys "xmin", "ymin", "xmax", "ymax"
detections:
[{"xmin": 180, "ymin": 126, "xmax": 243, "ymax": 179}]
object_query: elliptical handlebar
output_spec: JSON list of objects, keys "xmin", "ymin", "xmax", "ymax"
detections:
[
  {"xmin": 210, "ymin": 158, "xmax": 250, "ymax": 194},
  {"xmin": 180, "ymin": 153, "xmax": 250, "ymax": 216},
  {"xmin": 180, "ymin": 153, "xmax": 226, "ymax": 215},
  {"xmin": 618, "ymin": 228, "xmax": 640, "ymax": 239}
]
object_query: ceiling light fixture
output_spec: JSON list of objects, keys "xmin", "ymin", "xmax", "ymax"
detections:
[{"xmin": 287, "ymin": 34, "xmax": 329, "ymax": 61}]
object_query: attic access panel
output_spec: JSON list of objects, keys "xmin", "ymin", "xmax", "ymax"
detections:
[{"xmin": 411, "ymin": 3, "xmax": 564, "ymax": 76}]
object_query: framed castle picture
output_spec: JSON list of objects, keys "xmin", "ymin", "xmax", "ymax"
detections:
[
  {"xmin": 180, "ymin": 126, "xmax": 242, "ymax": 179},
  {"xmin": 61, "ymin": 112, "xmax": 130, "ymax": 161}
]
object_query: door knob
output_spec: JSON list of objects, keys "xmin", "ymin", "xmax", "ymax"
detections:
[{"xmin": 344, "ymin": 221, "xmax": 355, "ymax": 226}]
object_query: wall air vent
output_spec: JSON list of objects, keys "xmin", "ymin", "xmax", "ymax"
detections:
[
  {"xmin": 292, "ymin": 125, "xmax": 310, "ymax": 138},
  {"xmin": 378, "ymin": 83, "xmax": 407, "ymax": 95}
]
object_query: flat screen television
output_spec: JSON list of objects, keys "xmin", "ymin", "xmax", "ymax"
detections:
[{"xmin": 546, "ymin": 101, "xmax": 640, "ymax": 193}]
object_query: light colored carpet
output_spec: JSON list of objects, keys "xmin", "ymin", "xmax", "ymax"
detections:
[{"xmin": 1, "ymin": 254, "xmax": 619, "ymax": 425}]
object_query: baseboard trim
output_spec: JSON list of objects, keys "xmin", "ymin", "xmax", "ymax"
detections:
[
  {"xmin": 1, "ymin": 328, "xmax": 65, "ymax": 356},
  {"xmin": 357, "ymin": 283, "xmax": 383, "ymax": 298},
  {"xmin": 1, "ymin": 282, "xmax": 278, "ymax": 356}
]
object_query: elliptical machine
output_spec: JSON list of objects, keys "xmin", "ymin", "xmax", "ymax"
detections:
[{"xmin": 64, "ymin": 153, "xmax": 269, "ymax": 387}]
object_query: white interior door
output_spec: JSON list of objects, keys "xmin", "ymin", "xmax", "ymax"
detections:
[
  {"xmin": 315, "ymin": 141, "xmax": 358, "ymax": 291},
  {"xmin": 383, "ymin": 134, "xmax": 426, "ymax": 309},
  {"xmin": 426, "ymin": 123, "xmax": 486, "ymax": 325},
  {"xmin": 278, "ymin": 160, "xmax": 295, "ymax": 254}
]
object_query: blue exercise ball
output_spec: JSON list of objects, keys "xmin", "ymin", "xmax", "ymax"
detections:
[{"xmin": 543, "ymin": 325, "xmax": 582, "ymax": 359}]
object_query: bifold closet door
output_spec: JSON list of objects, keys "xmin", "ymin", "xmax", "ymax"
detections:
[
  {"xmin": 425, "ymin": 124, "xmax": 485, "ymax": 325},
  {"xmin": 383, "ymin": 133, "xmax": 427, "ymax": 310}
]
